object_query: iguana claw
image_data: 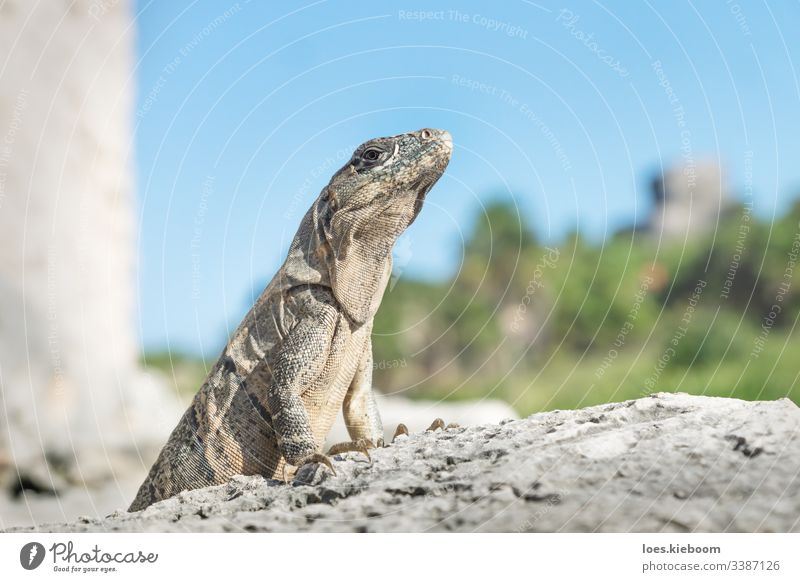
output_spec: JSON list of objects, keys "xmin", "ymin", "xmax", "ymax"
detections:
[
  {"xmin": 391, "ymin": 423, "xmax": 409, "ymax": 443},
  {"xmin": 426, "ymin": 418, "xmax": 445, "ymax": 432},
  {"xmin": 327, "ymin": 439, "xmax": 374, "ymax": 461}
]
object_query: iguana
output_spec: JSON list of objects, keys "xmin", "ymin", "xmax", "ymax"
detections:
[{"xmin": 129, "ymin": 128, "xmax": 452, "ymax": 511}]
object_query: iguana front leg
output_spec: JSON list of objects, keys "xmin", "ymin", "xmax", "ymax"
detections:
[
  {"xmin": 259, "ymin": 297, "xmax": 339, "ymax": 474},
  {"xmin": 328, "ymin": 338, "xmax": 385, "ymax": 456}
]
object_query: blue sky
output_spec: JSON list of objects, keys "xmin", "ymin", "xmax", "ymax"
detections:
[{"xmin": 133, "ymin": 0, "xmax": 800, "ymax": 356}]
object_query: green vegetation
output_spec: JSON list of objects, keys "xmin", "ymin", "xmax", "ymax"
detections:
[
  {"xmin": 144, "ymin": 198, "xmax": 800, "ymax": 415},
  {"xmin": 371, "ymin": 198, "xmax": 800, "ymax": 415}
]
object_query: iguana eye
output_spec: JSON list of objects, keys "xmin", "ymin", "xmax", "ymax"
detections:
[{"xmin": 362, "ymin": 148, "xmax": 382, "ymax": 161}]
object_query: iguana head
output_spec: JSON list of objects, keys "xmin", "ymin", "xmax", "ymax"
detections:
[
  {"xmin": 328, "ymin": 127, "xmax": 452, "ymax": 222},
  {"xmin": 323, "ymin": 128, "xmax": 452, "ymax": 323}
]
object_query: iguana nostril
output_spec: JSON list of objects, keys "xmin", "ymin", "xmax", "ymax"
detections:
[{"xmin": 421, "ymin": 129, "xmax": 433, "ymax": 139}]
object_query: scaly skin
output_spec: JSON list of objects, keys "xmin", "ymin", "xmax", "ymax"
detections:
[{"xmin": 129, "ymin": 128, "xmax": 452, "ymax": 511}]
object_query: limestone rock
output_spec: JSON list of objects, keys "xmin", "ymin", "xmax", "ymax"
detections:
[{"xmin": 10, "ymin": 393, "xmax": 799, "ymax": 532}]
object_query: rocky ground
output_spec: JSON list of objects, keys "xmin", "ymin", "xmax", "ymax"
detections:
[{"xmin": 6, "ymin": 393, "xmax": 800, "ymax": 532}]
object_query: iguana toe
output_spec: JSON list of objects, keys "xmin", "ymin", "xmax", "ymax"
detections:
[
  {"xmin": 391, "ymin": 423, "xmax": 409, "ymax": 443},
  {"xmin": 426, "ymin": 418, "xmax": 446, "ymax": 432}
]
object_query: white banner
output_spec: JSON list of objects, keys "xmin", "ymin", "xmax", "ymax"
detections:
[{"xmin": 0, "ymin": 533, "xmax": 797, "ymax": 581}]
